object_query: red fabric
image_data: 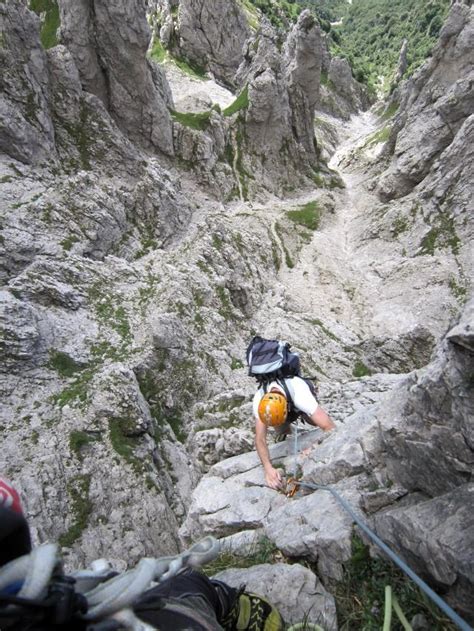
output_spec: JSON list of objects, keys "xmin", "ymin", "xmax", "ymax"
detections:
[{"xmin": 0, "ymin": 478, "xmax": 23, "ymax": 515}]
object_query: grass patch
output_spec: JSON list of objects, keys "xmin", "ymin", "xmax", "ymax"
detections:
[
  {"xmin": 201, "ymin": 536, "xmax": 278, "ymax": 576},
  {"xmin": 307, "ymin": 318, "xmax": 340, "ymax": 342},
  {"xmin": 216, "ymin": 286, "xmax": 235, "ymax": 321},
  {"xmin": 231, "ymin": 357, "xmax": 244, "ymax": 370},
  {"xmin": 335, "ymin": 534, "xmax": 457, "ymax": 630},
  {"xmin": 69, "ymin": 430, "xmax": 97, "ymax": 459},
  {"xmin": 274, "ymin": 222, "xmax": 294, "ymax": 268},
  {"xmin": 60, "ymin": 235, "xmax": 80, "ymax": 251},
  {"xmin": 380, "ymin": 102, "xmax": 399, "ymax": 121},
  {"xmin": 170, "ymin": 109, "xmax": 212, "ymax": 131},
  {"xmin": 174, "ymin": 56, "xmax": 207, "ymax": 79},
  {"xmin": 149, "ymin": 37, "xmax": 166, "ymax": 63},
  {"xmin": 352, "ymin": 360, "xmax": 373, "ymax": 378},
  {"xmin": 287, "ymin": 200, "xmax": 321, "ymax": 231},
  {"xmin": 108, "ymin": 419, "xmax": 144, "ymax": 472},
  {"xmin": 448, "ymin": 278, "xmax": 467, "ymax": 303},
  {"xmin": 48, "ymin": 350, "xmax": 86, "ymax": 378},
  {"xmin": 367, "ymin": 126, "xmax": 391, "ymax": 146},
  {"xmin": 392, "ymin": 215, "xmax": 409, "ymax": 237},
  {"xmin": 137, "ymin": 369, "xmax": 188, "ymax": 444},
  {"xmin": 417, "ymin": 213, "xmax": 460, "ymax": 257},
  {"xmin": 51, "ymin": 367, "xmax": 96, "ymax": 409},
  {"xmin": 223, "ymin": 86, "xmax": 249, "ymax": 117},
  {"xmin": 29, "ymin": 0, "xmax": 60, "ymax": 49},
  {"xmin": 58, "ymin": 475, "xmax": 92, "ymax": 547}
]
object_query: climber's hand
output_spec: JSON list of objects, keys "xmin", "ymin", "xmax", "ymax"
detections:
[{"xmin": 264, "ymin": 466, "xmax": 283, "ymax": 490}]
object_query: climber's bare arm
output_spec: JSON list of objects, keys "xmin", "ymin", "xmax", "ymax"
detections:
[
  {"xmin": 309, "ymin": 407, "xmax": 335, "ymax": 431},
  {"xmin": 255, "ymin": 418, "xmax": 283, "ymax": 490}
]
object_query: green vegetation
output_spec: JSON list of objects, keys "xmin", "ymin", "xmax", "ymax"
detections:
[
  {"xmin": 216, "ymin": 286, "xmax": 235, "ymax": 321},
  {"xmin": 392, "ymin": 215, "xmax": 409, "ymax": 238},
  {"xmin": 149, "ymin": 37, "xmax": 167, "ymax": 63},
  {"xmin": 58, "ymin": 475, "xmax": 92, "ymax": 547},
  {"xmin": 352, "ymin": 360, "xmax": 373, "ymax": 378},
  {"xmin": 335, "ymin": 534, "xmax": 457, "ymax": 630},
  {"xmin": 48, "ymin": 350, "xmax": 85, "ymax": 378},
  {"xmin": 329, "ymin": 0, "xmax": 450, "ymax": 92},
  {"xmin": 60, "ymin": 235, "xmax": 80, "ymax": 251},
  {"xmin": 380, "ymin": 102, "xmax": 399, "ymax": 121},
  {"xmin": 287, "ymin": 200, "xmax": 321, "ymax": 231},
  {"xmin": 62, "ymin": 101, "xmax": 96, "ymax": 170},
  {"xmin": 231, "ymin": 357, "xmax": 244, "ymax": 370},
  {"xmin": 170, "ymin": 109, "xmax": 212, "ymax": 131},
  {"xmin": 223, "ymin": 86, "xmax": 249, "ymax": 117},
  {"xmin": 51, "ymin": 282, "xmax": 135, "ymax": 410},
  {"xmin": 29, "ymin": 0, "xmax": 60, "ymax": 49},
  {"xmin": 137, "ymin": 369, "xmax": 188, "ymax": 444},
  {"xmin": 108, "ymin": 419, "xmax": 143, "ymax": 473},
  {"xmin": 418, "ymin": 212, "xmax": 460, "ymax": 256},
  {"xmin": 237, "ymin": 0, "xmax": 260, "ymax": 30},
  {"xmin": 51, "ymin": 366, "xmax": 96, "ymax": 409},
  {"xmin": 202, "ymin": 536, "xmax": 278, "ymax": 576},
  {"xmin": 367, "ymin": 125, "xmax": 391, "ymax": 146},
  {"xmin": 174, "ymin": 55, "xmax": 207, "ymax": 79},
  {"xmin": 248, "ymin": 0, "xmax": 302, "ymax": 28},
  {"xmin": 274, "ymin": 222, "xmax": 294, "ymax": 269},
  {"xmin": 69, "ymin": 430, "xmax": 97, "ymax": 459},
  {"xmin": 449, "ymin": 278, "xmax": 467, "ymax": 303},
  {"xmin": 307, "ymin": 318, "xmax": 339, "ymax": 342}
]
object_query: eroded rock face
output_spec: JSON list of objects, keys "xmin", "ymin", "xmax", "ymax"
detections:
[
  {"xmin": 174, "ymin": 0, "xmax": 250, "ymax": 88},
  {"xmin": 0, "ymin": 2, "xmax": 56, "ymax": 164},
  {"xmin": 377, "ymin": 2, "xmax": 474, "ymax": 200},
  {"xmin": 59, "ymin": 0, "xmax": 174, "ymax": 155}
]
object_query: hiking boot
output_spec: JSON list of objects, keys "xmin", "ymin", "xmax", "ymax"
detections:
[{"xmin": 222, "ymin": 590, "xmax": 284, "ymax": 630}]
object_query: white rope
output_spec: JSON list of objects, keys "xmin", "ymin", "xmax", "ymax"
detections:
[
  {"xmin": 0, "ymin": 543, "xmax": 58, "ymax": 599},
  {"xmin": 81, "ymin": 535, "xmax": 221, "ymax": 621}
]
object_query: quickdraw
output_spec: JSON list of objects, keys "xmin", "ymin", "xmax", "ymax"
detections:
[{"xmin": 283, "ymin": 477, "xmax": 301, "ymax": 498}]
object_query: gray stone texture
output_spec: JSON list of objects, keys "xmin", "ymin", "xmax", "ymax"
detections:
[
  {"xmin": 59, "ymin": 0, "xmax": 174, "ymax": 155},
  {"xmin": 378, "ymin": 3, "xmax": 474, "ymax": 199},
  {"xmin": 215, "ymin": 563, "xmax": 338, "ymax": 630}
]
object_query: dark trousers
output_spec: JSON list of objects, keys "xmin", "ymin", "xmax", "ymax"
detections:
[{"xmin": 135, "ymin": 568, "xmax": 240, "ymax": 630}]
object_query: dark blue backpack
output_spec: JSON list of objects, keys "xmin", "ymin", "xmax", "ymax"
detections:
[
  {"xmin": 246, "ymin": 336, "xmax": 318, "ymax": 421},
  {"xmin": 246, "ymin": 336, "xmax": 300, "ymax": 382}
]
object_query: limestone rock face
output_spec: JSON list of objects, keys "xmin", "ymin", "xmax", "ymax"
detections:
[
  {"xmin": 181, "ymin": 300, "xmax": 474, "ymax": 620},
  {"xmin": 231, "ymin": 11, "xmax": 324, "ymax": 196},
  {"xmin": 174, "ymin": 0, "xmax": 250, "ymax": 88},
  {"xmin": 379, "ymin": 300, "xmax": 474, "ymax": 497},
  {"xmin": 0, "ymin": 2, "xmax": 56, "ymax": 164},
  {"xmin": 374, "ymin": 485, "xmax": 474, "ymax": 622},
  {"xmin": 215, "ymin": 563, "xmax": 338, "ymax": 630},
  {"xmin": 282, "ymin": 10, "xmax": 323, "ymax": 155},
  {"xmin": 377, "ymin": 2, "xmax": 474, "ymax": 200},
  {"xmin": 59, "ymin": 0, "xmax": 174, "ymax": 155}
]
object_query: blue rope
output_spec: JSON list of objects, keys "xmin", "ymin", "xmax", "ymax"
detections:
[{"xmin": 297, "ymin": 481, "xmax": 473, "ymax": 631}]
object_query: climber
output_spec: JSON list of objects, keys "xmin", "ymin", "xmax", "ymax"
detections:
[
  {"xmin": 0, "ymin": 477, "xmax": 284, "ymax": 631},
  {"xmin": 253, "ymin": 379, "xmax": 335, "ymax": 490}
]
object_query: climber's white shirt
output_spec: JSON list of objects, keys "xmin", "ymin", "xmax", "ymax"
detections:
[{"xmin": 252, "ymin": 376, "xmax": 318, "ymax": 419}]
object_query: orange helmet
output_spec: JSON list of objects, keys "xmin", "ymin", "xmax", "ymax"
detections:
[{"xmin": 258, "ymin": 392, "xmax": 288, "ymax": 427}]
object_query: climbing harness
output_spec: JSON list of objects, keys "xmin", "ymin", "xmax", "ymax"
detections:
[{"xmin": 283, "ymin": 426, "xmax": 472, "ymax": 631}]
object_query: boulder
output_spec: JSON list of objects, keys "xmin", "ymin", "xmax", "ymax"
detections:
[{"xmin": 215, "ymin": 563, "xmax": 338, "ymax": 630}]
